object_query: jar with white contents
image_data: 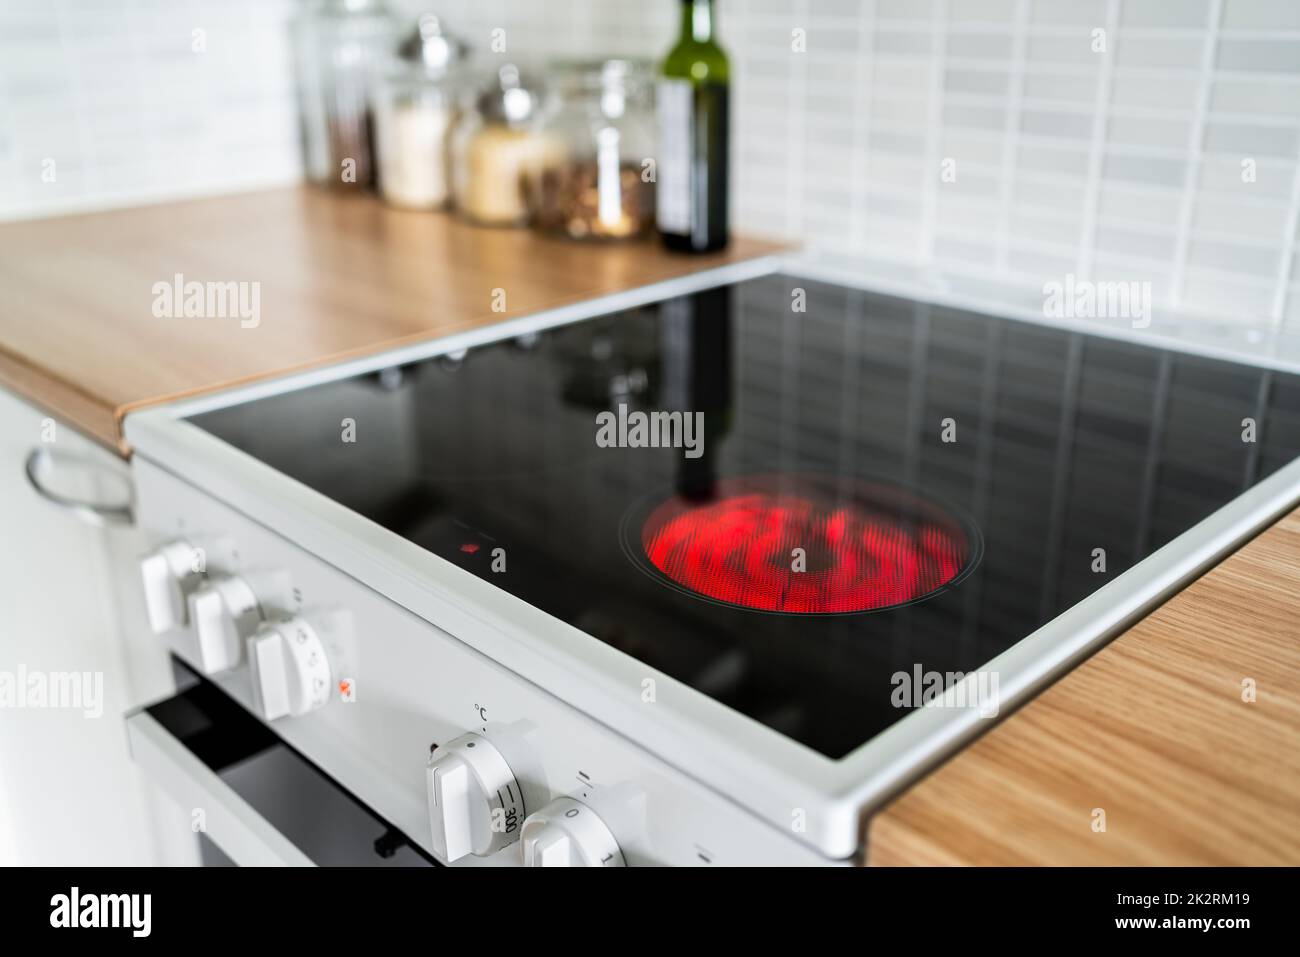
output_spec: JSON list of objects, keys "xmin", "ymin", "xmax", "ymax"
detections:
[{"xmin": 372, "ymin": 14, "xmax": 470, "ymax": 209}]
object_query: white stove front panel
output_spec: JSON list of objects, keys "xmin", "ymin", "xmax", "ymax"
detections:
[{"xmin": 132, "ymin": 456, "xmax": 836, "ymax": 867}]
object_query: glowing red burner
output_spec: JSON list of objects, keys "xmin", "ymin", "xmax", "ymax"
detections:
[{"xmin": 640, "ymin": 476, "xmax": 972, "ymax": 614}]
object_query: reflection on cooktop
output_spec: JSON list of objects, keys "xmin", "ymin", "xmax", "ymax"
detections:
[{"xmin": 190, "ymin": 274, "xmax": 1300, "ymax": 758}]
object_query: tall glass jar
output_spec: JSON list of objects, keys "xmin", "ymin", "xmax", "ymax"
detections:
[
  {"xmin": 372, "ymin": 15, "xmax": 470, "ymax": 209},
  {"xmin": 531, "ymin": 59, "xmax": 656, "ymax": 242},
  {"xmin": 291, "ymin": 0, "xmax": 399, "ymax": 188}
]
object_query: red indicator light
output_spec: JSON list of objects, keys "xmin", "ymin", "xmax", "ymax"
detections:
[{"xmin": 460, "ymin": 543, "xmax": 481, "ymax": 555}]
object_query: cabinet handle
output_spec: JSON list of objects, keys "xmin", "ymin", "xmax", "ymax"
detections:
[{"xmin": 24, "ymin": 447, "xmax": 134, "ymax": 528}]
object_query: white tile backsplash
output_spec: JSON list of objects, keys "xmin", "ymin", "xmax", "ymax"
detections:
[
  {"xmin": 0, "ymin": 0, "xmax": 302, "ymax": 221},
  {"xmin": 1, "ymin": 0, "xmax": 1298, "ymax": 326}
]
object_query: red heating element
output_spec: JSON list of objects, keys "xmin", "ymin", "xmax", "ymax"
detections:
[{"xmin": 641, "ymin": 483, "xmax": 970, "ymax": 614}]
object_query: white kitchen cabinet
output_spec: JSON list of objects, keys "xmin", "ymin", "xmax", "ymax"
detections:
[{"xmin": 0, "ymin": 386, "xmax": 195, "ymax": 865}]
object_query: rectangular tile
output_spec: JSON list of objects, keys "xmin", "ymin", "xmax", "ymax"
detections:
[
  {"xmin": 1122, "ymin": 0, "xmax": 1213, "ymax": 28},
  {"xmin": 1222, "ymin": 0, "xmax": 1300, "ymax": 31},
  {"xmin": 1217, "ymin": 38, "xmax": 1300, "ymax": 72}
]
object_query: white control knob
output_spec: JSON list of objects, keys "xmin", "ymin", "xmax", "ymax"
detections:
[
  {"xmin": 426, "ymin": 733, "xmax": 524, "ymax": 863},
  {"xmin": 140, "ymin": 541, "xmax": 206, "ymax": 634},
  {"xmin": 248, "ymin": 616, "xmax": 332, "ymax": 720},
  {"xmin": 520, "ymin": 797, "xmax": 625, "ymax": 867},
  {"xmin": 186, "ymin": 575, "xmax": 261, "ymax": 674}
]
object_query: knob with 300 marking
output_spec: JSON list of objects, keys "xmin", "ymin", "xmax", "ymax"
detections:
[{"xmin": 426, "ymin": 733, "xmax": 524, "ymax": 863}]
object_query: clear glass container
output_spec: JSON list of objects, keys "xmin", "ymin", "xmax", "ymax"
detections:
[
  {"xmin": 531, "ymin": 59, "xmax": 656, "ymax": 242},
  {"xmin": 291, "ymin": 0, "xmax": 399, "ymax": 188},
  {"xmin": 449, "ymin": 64, "xmax": 560, "ymax": 227},
  {"xmin": 372, "ymin": 15, "xmax": 470, "ymax": 209}
]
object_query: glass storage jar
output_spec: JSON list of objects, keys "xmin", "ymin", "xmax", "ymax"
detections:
[
  {"xmin": 531, "ymin": 59, "xmax": 656, "ymax": 242},
  {"xmin": 291, "ymin": 0, "xmax": 400, "ymax": 188},
  {"xmin": 450, "ymin": 64, "xmax": 560, "ymax": 227},
  {"xmin": 372, "ymin": 14, "xmax": 470, "ymax": 209}
]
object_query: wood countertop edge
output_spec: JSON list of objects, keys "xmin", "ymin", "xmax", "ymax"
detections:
[{"xmin": 0, "ymin": 346, "xmax": 125, "ymax": 454}]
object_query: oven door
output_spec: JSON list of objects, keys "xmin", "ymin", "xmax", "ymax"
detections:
[{"xmin": 127, "ymin": 660, "xmax": 436, "ymax": 867}]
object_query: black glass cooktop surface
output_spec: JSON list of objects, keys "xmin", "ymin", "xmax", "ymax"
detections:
[{"xmin": 190, "ymin": 274, "xmax": 1300, "ymax": 758}]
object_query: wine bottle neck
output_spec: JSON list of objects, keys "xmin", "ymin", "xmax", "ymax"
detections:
[{"xmin": 680, "ymin": 0, "xmax": 715, "ymax": 44}]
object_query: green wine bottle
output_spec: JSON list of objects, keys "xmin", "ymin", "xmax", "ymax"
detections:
[{"xmin": 657, "ymin": 0, "xmax": 730, "ymax": 252}]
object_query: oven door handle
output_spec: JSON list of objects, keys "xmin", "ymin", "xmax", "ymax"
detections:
[
  {"xmin": 125, "ymin": 709, "xmax": 314, "ymax": 866},
  {"xmin": 25, "ymin": 446, "xmax": 135, "ymax": 527}
]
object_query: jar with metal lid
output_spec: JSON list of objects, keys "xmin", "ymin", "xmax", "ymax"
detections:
[
  {"xmin": 531, "ymin": 59, "xmax": 656, "ymax": 242},
  {"xmin": 450, "ymin": 64, "xmax": 561, "ymax": 227},
  {"xmin": 291, "ymin": 0, "xmax": 400, "ymax": 188},
  {"xmin": 372, "ymin": 14, "xmax": 471, "ymax": 209}
]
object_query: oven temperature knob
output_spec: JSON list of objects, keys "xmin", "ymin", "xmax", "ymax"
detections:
[
  {"xmin": 426, "ymin": 733, "xmax": 524, "ymax": 863},
  {"xmin": 247, "ymin": 616, "xmax": 331, "ymax": 720},
  {"xmin": 186, "ymin": 575, "xmax": 262, "ymax": 674},
  {"xmin": 140, "ymin": 540, "xmax": 206, "ymax": 634},
  {"xmin": 520, "ymin": 797, "xmax": 625, "ymax": 867}
]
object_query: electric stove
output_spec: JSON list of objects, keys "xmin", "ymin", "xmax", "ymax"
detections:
[{"xmin": 124, "ymin": 260, "xmax": 1300, "ymax": 865}]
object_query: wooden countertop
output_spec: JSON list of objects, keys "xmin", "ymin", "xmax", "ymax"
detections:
[
  {"xmin": 0, "ymin": 187, "xmax": 781, "ymax": 453},
  {"xmin": 868, "ymin": 506, "xmax": 1300, "ymax": 865}
]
